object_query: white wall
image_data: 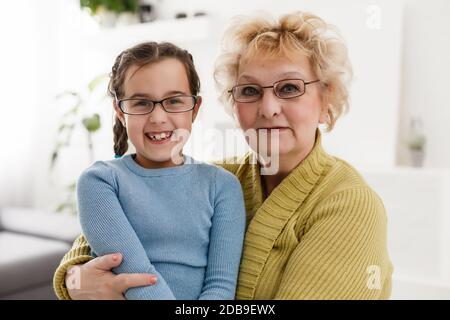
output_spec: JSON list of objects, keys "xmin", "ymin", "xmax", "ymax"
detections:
[
  {"xmin": 396, "ymin": 0, "xmax": 450, "ymax": 169},
  {"xmin": 0, "ymin": 1, "xmax": 39, "ymax": 206}
]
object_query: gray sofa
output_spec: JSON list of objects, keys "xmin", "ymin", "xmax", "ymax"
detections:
[{"xmin": 0, "ymin": 207, "xmax": 81, "ymax": 299}]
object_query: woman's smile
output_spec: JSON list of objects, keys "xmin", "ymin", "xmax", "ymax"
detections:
[{"xmin": 256, "ymin": 127, "xmax": 290, "ymax": 133}]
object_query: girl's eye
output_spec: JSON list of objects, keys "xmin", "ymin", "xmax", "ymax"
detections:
[
  {"xmin": 167, "ymin": 97, "xmax": 182, "ymax": 105},
  {"xmin": 133, "ymin": 100, "xmax": 151, "ymax": 107},
  {"xmin": 240, "ymin": 86, "xmax": 260, "ymax": 96}
]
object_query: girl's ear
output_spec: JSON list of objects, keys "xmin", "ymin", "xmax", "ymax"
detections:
[
  {"xmin": 191, "ymin": 96, "xmax": 203, "ymax": 123},
  {"xmin": 113, "ymin": 100, "xmax": 126, "ymax": 127}
]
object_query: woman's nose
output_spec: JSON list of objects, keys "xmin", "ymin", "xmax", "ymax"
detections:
[{"xmin": 258, "ymin": 90, "xmax": 282, "ymax": 119}]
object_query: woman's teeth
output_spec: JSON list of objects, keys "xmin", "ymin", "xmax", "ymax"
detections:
[{"xmin": 147, "ymin": 131, "xmax": 173, "ymax": 141}]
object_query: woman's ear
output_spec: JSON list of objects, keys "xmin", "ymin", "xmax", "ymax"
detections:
[
  {"xmin": 113, "ymin": 100, "xmax": 126, "ymax": 127},
  {"xmin": 319, "ymin": 104, "xmax": 330, "ymax": 124},
  {"xmin": 319, "ymin": 84, "xmax": 332, "ymax": 124},
  {"xmin": 191, "ymin": 96, "xmax": 203, "ymax": 122}
]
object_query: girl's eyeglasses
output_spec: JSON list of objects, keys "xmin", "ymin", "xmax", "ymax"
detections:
[{"xmin": 116, "ymin": 95, "xmax": 198, "ymax": 115}]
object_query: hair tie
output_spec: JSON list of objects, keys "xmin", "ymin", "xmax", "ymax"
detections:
[{"xmin": 114, "ymin": 154, "xmax": 122, "ymax": 159}]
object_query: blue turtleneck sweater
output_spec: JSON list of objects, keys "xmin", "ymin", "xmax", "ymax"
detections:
[{"xmin": 77, "ymin": 154, "xmax": 246, "ymax": 300}]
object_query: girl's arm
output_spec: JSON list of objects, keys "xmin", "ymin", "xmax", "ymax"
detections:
[
  {"xmin": 77, "ymin": 162, "xmax": 176, "ymax": 300},
  {"xmin": 198, "ymin": 169, "xmax": 246, "ymax": 300}
]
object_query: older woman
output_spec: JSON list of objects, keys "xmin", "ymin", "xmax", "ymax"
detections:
[{"xmin": 53, "ymin": 11, "xmax": 393, "ymax": 300}]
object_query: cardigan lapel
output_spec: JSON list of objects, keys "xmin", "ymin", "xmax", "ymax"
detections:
[{"xmin": 236, "ymin": 130, "xmax": 331, "ymax": 299}]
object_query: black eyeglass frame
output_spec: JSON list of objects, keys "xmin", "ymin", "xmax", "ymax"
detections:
[
  {"xmin": 114, "ymin": 94, "xmax": 198, "ymax": 115},
  {"xmin": 228, "ymin": 79, "xmax": 321, "ymax": 103}
]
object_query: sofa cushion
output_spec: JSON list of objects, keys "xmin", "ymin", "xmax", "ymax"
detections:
[
  {"xmin": 0, "ymin": 231, "xmax": 71, "ymax": 296},
  {"xmin": 1, "ymin": 284, "xmax": 56, "ymax": 300}
]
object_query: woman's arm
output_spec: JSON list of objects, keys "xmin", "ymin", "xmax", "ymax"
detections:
[
  {"xmin": 53, "ymin": 234, "xmax": 94, "ymax": 299},
  {"xmin": 53, "ymin": 235, "xmax": 156, "ymax": 300},
  {"xmin": 198, "ymin": 169, "xmax": 246, "ymax": 300},
  {"xmin": 76, "ymin": 162, "xmax": 176, "ymax": 300},
  {"xmin": 273, "ymin": 188, "xmax": 393, "ymax": 299}
]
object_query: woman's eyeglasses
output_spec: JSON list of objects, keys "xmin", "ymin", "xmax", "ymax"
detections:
[{"xmin": 228, "ymin": 79, "xmax": 320, "ymax": 103}]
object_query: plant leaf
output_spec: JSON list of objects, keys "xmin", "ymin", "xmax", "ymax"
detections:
[
  {"xmin": 55, "ymin": 91, "xmax": 79, "ymax": 100},
  {"xmin": 82, "ymin": 113, "xmax": 101, "ymax": 132},
  {"xmin": 88, "ymin": 73, "xmax": 108, "ymax": 93},
  {"xmin": 50, "ymin": 151, "xmax": 58, "ymax": 169},
  {"xmin": 67, "ymin": 182, "xmax": 77, "ymax": 192}
]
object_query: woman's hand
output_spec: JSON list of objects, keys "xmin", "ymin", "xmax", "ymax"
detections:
[{"xmin": 65, "ymin": 253, "xmax": 157, "ymax": 300}]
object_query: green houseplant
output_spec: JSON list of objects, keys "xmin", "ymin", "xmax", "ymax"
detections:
[
  {"xmin": 80, "ymin": 0, "xmax": 139, "ymax": 15},
  {"xmin": 80, "ymin": 0, "xmax": 140, "ymax": 27},
  {"xmin": 407, "ymin": 117, "xmax": 426, "ymax": 167}
]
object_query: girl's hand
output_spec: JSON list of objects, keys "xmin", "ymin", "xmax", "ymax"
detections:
[{"xmin": 65, "ymin": 253, "xmax": 157, "ymax": 300}]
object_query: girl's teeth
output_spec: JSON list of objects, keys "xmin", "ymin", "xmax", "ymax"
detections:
[{"xmin": 148, "ymin": 131, "xmax": 172, "ymax": 141}]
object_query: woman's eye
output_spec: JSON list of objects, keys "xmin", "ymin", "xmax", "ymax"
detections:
[
  {"xmin": 241, "ymin": 86, "xmax": 260, "ymax": 96},
  {"xmin": 279, "ymin": 84, "xmax": 300, "ymax": 93}
]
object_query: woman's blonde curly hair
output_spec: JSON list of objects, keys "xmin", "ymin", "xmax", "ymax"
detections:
[{"xmin": 214, "ymin": 11, "xmax": 353, "ymax": 131}]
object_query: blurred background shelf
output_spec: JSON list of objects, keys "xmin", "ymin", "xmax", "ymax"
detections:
[{"xmin": 85, "ymin": 16, "xmax": 211, "ymax": 53}]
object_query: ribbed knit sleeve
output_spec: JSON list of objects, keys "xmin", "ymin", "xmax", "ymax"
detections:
[
  {"xmin": 198, "ymin": 169, "xmax": 246, "ymax": 299},
  {"xmin": 76, "ymin": 163, "xmax": 176, "ymax": 300},
  {"xmin": 273, "ymin": 187, "xmax": 392, "ymax": 299},
  {"xmin": 52, "ymin": 234, "xmax": 93, "ymax": 300}
]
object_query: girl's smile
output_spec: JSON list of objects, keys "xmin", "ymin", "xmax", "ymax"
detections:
[{"xmin": 145, "ymin": 130, "xmax": 174, "ymax": 143}]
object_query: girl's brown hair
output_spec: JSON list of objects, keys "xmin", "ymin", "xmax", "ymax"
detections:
[{"xmin": 108, "ymin": 42, "xmax": 201, "ymax": 156}]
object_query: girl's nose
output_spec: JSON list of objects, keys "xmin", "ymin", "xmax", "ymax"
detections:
[
  {"xmin": 148, "ymin": 103, "xmax": 168, "ymax": 124},
  {"xmin": 258, "ymin": 90, "xmax": 282, "ymax": 119}
]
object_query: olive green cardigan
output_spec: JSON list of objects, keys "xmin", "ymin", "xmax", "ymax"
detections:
[{"xmin": 53, "ymin": 131, "xmax": 393, "ymax": 299}]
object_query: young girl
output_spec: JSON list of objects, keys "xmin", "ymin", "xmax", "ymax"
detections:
[{"xmin": 76, "ymin": 42, "xmax": 246, "ymax": 300}]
